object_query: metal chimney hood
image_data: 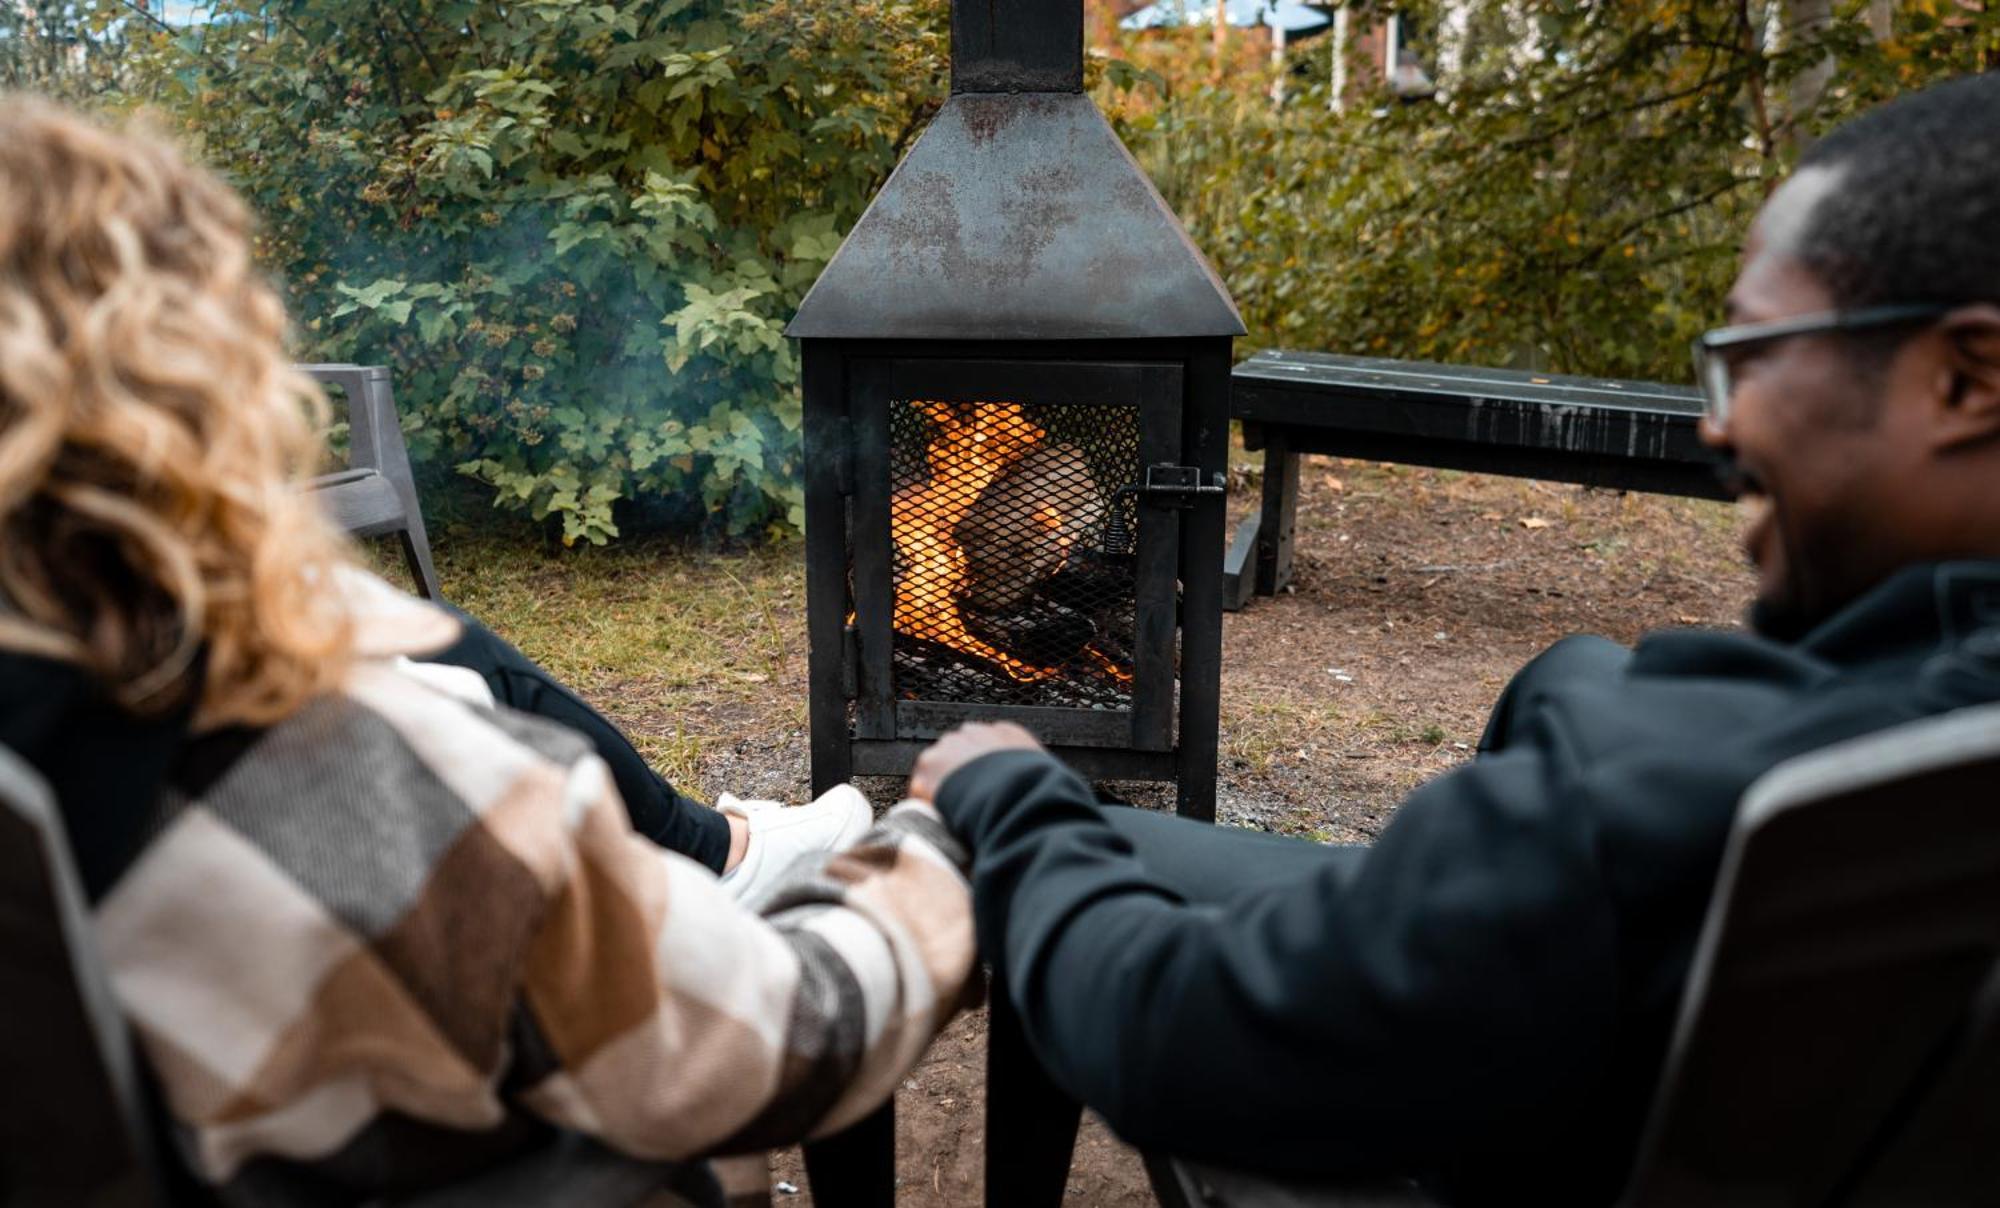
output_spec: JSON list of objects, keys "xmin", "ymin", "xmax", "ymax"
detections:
[{"xmin": 785, "ymin": 0, "xmax": 1245, "ymax": 342}]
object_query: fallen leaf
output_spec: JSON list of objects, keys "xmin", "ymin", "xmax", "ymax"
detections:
[
  {"xmin": 1676, "ymin": 614, "xmax": 1701, "ymax": 625},
  {"xmin": 1519, "ymin": 516, "xmax": 1552, "ymax": 530},
  {"xmin": 1480, "ymin": 511, "xmax": 1503, "ymax": 521},
  {"xmin": 1322, "ymin": 474, "xmax": 1345, "ymax": 492}
]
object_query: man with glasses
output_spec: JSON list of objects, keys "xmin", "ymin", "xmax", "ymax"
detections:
[{"xmin": 905, "ymin": 72, "xmax": 2000, "ymax": 1206}]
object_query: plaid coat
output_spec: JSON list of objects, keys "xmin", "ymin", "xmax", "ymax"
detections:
[{"xmin": 92, "ymin": 573, "xmax": 975, "ymax": 1200}]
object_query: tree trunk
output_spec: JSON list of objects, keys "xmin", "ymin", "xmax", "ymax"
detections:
[
  {"xmin": 1780, "ymin": 0, "xmax": 1835, "ymax": 155},
  {"xmin": 1213, "ymin": 0, "xmax": 1229, "ymax": 85},
  {"xmin": 1866, "ymin": 0, "xmax": 1894, "ymax": 42}
]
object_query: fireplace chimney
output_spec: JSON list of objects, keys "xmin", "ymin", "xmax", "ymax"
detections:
[
  {"xmin": 786, "ymin": 0, "xmax": 1241, "ymax": 342},
  {"xmin": 951, "ymin": 0, "xmax": 1084, "ymax": 93},
  {"xmin": 788, "ymin": 0, "xmax": 1239, "ymax": 822}
]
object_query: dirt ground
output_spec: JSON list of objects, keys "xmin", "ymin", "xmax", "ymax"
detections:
[{"xmin": 442, "ymin": 454, "xmax": 1757, "ymax": 1206}]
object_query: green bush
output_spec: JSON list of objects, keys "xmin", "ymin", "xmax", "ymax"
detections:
[{"xmin": 142, "ymin": 0, "xmax": 947, "ymax": 544}]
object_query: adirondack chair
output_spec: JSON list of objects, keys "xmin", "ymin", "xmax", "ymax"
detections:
[
  {"xmin": 989, "ymin": 701, "xmax": 2000, "ymax": 1208},
  {"xmin": 0, "ymin": 743, "xmax": 721, "ymax": 1208},
  {"xmin": 301, "ymin": 364, "xmax": 443, "ymax": 601}
]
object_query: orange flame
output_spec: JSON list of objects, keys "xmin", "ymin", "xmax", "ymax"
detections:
[
  {"xmin": 1082, "ymin": 643, "xmax": 1135, "ymax": 685},
  {"xmin": 891, "ymin": 402, "xmax": 1061, "ymax": 682}
]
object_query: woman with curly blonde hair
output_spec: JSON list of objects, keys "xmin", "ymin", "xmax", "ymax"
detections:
[
  {"xmin": 0, "ymin": 98, "xmax": 351, "ymax": 727},
  {"xmin": 0, "ymin": 98, "xmax": 972, "ymax": 1202}
]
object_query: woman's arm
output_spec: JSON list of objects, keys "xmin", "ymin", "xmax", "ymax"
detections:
[{"xmin": 511, "ymin": 743, "xmax": 974, "ymax": 1158}]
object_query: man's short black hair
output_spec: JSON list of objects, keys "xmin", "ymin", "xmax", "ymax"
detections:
[{"xmin": 1795, "ymin": 71, "xmax": 2000, "ymax": 310}]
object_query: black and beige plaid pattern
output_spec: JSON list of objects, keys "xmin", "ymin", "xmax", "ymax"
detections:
[{"xmin": 92, "ymin": 572, "xmax": 975, "ymax": 1196}]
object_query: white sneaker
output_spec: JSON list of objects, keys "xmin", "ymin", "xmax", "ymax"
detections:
[{"xmin": 717, "ymin": 784, "xmax": 875, "ymax": 903}]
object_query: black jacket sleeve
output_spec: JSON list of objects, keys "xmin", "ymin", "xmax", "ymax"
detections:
[{"xmin": 934, "ymin": 738, "xmax": 1624, "ymax": 1183}]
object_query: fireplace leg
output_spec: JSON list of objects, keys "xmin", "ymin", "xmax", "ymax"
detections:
[
  {"xmin": 803, "ymin": 347, "xmax": 855, "ymax": 797},
  {"xmin": 986, "ymin": 978, "xmax": 1082, "ymax": 1208},
  {"xmin": 1175, "ymin": 339, "xmax": 1228, "ymax": 823},
  {"xmin": 803, "ymin": 1103, "xmax": 896, "ymax": 1208}
]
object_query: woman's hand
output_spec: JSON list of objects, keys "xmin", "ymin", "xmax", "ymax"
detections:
[{"xmin": 909, "ymin": 722, "xmax": 1045, "ymax": 802}]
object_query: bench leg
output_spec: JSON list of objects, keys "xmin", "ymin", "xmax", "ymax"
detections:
[
  {"xmin": 1222, "ymin": 513, "xmax": 1259, "ymax": 612},
  {"xmin": 802, "ymin": 1102, "xmax": 895, "ymax": 1208},
  {"xmin": 1254, "ymin": 438, "xmax": 1299, "ymax": 597},
  {"xmin": 986, "ymin": 984, "xmax": 1081, "ymax": 1207}
]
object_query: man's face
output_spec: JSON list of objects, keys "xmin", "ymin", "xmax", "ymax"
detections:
[{"xmin": 1702, "ymin": 167, "xmax": 1936, "ymax": 640}]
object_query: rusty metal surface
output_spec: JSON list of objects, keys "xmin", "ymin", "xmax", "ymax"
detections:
[
  {"xmin": 786, "ymin": 92, "xmax": 1245, "ymax": 341},
  {"xmin": 951, "ymin": 0, "xmax": 1083, "ymax": 93}
]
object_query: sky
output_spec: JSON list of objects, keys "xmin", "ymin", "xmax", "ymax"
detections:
[{"xmin": 156, "ymin": 1, "xmax": 213, "ymax": 25}]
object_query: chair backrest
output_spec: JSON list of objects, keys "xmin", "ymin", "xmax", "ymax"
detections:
[
  {"xmin": 299, "ymin": 363, "xmax": 393, "ymax": 474},
  {"xmin": 0, "ymin": 745, "xmax": 162, "ymax": 1208},
  {"xmin": 1623, "ymin": 702, "xmax": 2000, "ymax": 1208},
  {"xmin": 297, "ymin": 363, "xmax": 443, "ymax": 599}
]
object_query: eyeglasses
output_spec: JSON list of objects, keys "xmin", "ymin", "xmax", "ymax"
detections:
[{"xmin": 1691, "ymin": 303, "xmax": 1948, "ymax": 424}]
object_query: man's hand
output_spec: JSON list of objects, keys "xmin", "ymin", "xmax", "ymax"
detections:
[{"xmin": 909, "ymin": 722, "xmax": 1045, "ymax": 803}]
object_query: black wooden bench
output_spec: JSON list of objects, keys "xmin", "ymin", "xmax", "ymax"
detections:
[{"xmin": 1223, "ymin": 352, "xmax": 1726, "ymax": 610}]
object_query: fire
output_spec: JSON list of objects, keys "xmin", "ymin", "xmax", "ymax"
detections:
[
  {"xmin": 1082, "ymin": 643, "xmax": 1134, "ymax": 685},
  {"xmin": 891, "ymin": 402, "xmax": 1061, "ymax": 682}
]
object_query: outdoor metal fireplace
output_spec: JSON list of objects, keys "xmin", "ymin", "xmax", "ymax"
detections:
[{"xmin": 788, "ymin": 0, "xmax": 1243, "ymax": 818}]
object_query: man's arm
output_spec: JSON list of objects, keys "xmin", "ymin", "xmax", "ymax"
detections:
[{"xmin": 930, "ymin": 740, "xmax": 1622, "ymax": 1178}]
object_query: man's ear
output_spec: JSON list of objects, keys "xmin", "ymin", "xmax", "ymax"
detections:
[{"xmin": 1932, "ymin": 304, "xmax": 2000, "ymax": 450}]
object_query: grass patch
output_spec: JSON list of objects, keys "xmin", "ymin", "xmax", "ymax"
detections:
[
  {"xmin": 426, "ymin": 531, "xmax": 806, "ymax": 695},
  {"xmin": 355, "ymin": 524, "xmax": 811, "ymax": 796}
]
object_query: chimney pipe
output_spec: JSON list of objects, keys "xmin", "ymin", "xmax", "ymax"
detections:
[{"xmin": 951, "ymin": 0, "xmax": 1084, "ymax": 94}]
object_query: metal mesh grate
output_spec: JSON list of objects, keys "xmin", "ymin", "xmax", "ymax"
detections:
[{"xmin": 885, "ymin": 398, "xmax": 1139, "ymax": 709}]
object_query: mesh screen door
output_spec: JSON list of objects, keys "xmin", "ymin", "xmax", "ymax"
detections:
[{"xmin": 849, "ymin": 359, "xmax": 1183, "ymax": 751}]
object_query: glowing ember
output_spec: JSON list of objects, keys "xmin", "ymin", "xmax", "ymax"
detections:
[
  {"xmin": 1082, "ymin": 643, "xmax": 1134, "ymax": 685},
  {"xmin": 891, "ymin": 402, "xmax": 1062, "ymax": 682}
]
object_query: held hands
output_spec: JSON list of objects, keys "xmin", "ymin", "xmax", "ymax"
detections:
[{"xmin": 909, "ymin": 722, "xmax": 1045, "ymax": 802}]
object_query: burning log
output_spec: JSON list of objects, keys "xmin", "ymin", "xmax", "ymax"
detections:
[
  {"xmin": 896, "ymin": 633, "xmax": 1134, "ymax": 709},
  {"xmin": 1038, "ymin": 547, "xmax": 1135, "ymax": 616},
  {"xmin": 964, "ymin": 597, "xmax": 1098, "ymax": 667},
  {"xmin": 890, "ymin": 402, "xmax": 1058, "ymax": 682},
  {"xmin": 889, "ymin": 403, "xmax": 1135, "ymax": 692},
  {"xmin": 955, "ymin": 443, "xmax": 1104, "ymax": 612}
]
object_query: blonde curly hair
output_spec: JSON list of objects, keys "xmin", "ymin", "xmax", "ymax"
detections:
[{"xmin": 0, "ymin": 97, "xmax": 353, "ymax": 727}]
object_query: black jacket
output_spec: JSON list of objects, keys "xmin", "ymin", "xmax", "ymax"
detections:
[
  {"xmin": 0, "ymin": 653, "xmax": 195, "ymax": 902},
  {"xmin": 935, "ymin": 561, "xmax": 2000, "ymax": 1206}
]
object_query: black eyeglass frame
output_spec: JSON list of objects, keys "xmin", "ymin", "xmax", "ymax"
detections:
[{"xmin": 1691, "ymin": 303, "xmax": 1949, "ymax": 423}]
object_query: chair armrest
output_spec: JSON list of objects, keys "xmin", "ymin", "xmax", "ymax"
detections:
[{"xmin": 309, "ymin": 471, "xmax": 407, "ymax": 539}]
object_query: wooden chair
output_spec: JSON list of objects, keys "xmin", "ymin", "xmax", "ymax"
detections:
[
  {"xmin": 301, "ymin": 364, "xmax": 443, "ymax": 600},
  {"xmin": 990, "ymin": 701, "xmax": 2000, "ymax": 1207},
  {"xmin": 0, "ymin": 743, "xmax": 720, "ymax": 1208}
]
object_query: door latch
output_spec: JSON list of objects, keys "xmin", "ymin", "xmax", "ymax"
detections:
[{"xmin": 1128, "ymin": 464, "xmax": 1226, "ymax": 508}]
